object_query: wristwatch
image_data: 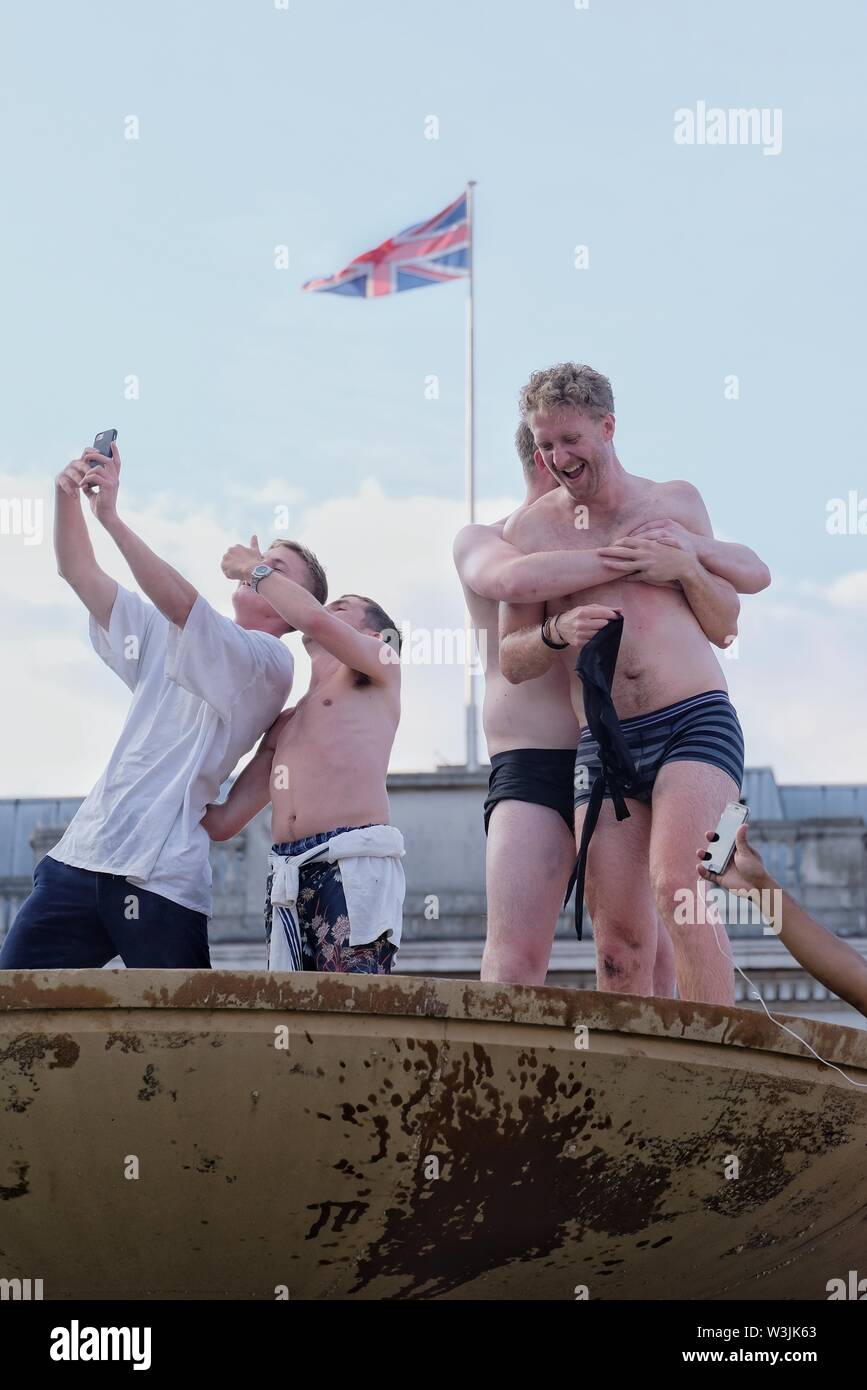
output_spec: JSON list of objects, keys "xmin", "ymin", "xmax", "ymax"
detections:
[{"xmin": 249, "ymin": 563, "xmax": 274, "ymax": 593}]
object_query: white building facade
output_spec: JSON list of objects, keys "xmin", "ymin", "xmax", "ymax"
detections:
[{"xmin": 2, "ymin": 766, "xmax": 865, "ymax": 1028}]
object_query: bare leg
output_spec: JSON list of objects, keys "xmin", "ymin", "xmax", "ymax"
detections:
[
  {"xmin": 650, "ymin": 760, "xmax": 738, "ymax": 1005},
  {"xmin": 652, "ymin": 913, "xmax": 677, "ymax": 997},
  {"xmin": 575, "ymin": 796, "xmax": 658, "ymax": 996},
  {"xmin": 482, "ymin": 801, "xmax": 576, "ymax": 985}
]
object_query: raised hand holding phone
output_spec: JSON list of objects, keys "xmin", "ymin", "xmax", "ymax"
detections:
[
  {"xmin": 83, "ymin": 430, "xmax": 117, "ymax": 494},
  {"xmin": 80, "ymin": 438, "xmax": 121, "ymax": 522},
  {"xmin": 92, "ymin": 428, "xmax": 117, "ymax": 460},
  {"xmin": 702, "ymin": 801, "xmax": 750, "ymax": 876}
]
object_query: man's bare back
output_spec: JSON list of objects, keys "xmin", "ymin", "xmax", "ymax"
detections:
[{"xmin": 504, "ymin": 476, "xmax": 729, "ymax": 723}]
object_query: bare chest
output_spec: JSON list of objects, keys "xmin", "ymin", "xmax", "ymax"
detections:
[
  {"xmin": 537, "ymin": 499, "xmax": 694, "ymax": 667},
  {"xmin": 278, "ymin": 683, "xmax": 362, "ymax": 746},
  {"xmin": 541, "ymin": 500, "xmax": 650, "ymax": 552}
]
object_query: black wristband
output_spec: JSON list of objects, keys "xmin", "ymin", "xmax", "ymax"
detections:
[{"xmin": 541, "ymin": 616, "xmax": 568, "ymax": 650}]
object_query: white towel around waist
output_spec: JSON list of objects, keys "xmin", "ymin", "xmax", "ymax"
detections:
[{"xmin": 269, "ymin": 823, "xmax": 406, "ymax": 957}]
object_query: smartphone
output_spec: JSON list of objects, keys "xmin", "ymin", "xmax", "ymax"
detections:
[
  {"xmin": 705, "ymin": 801, "xmax": 750, "ymax": 875},
  {"xmin": 92, "ymin": 429, "xmax": 117, "ymax": 461},
  {"xmin": 85, "ymin": 429, "xmax": 117, "ymax": 493}
]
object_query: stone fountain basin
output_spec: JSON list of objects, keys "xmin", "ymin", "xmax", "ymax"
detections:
[{"xmin": 1, "ymin": 969, "xmax": 866, "ymax": 1300}]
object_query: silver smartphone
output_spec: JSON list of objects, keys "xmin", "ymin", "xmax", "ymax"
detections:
[{"xmin": 705, "ymin": 801, "xmax": 750, "ymax": 875}]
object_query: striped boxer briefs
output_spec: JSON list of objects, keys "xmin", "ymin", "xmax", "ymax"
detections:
[{"xmin": 574, "ymin": 689, "xmax": 744, "ymax": 809}]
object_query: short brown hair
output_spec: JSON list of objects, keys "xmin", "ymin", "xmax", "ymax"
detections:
[
  {"xmin": 348, "ymin": 594, "xmax": 402, "ymax": 656},
  {"xmin": 267, "ymin": 539, "xmax": 328, "ymax": 605},
  {"xmin": 515, "ymin": 421, "xmax": 537, "ymax": 482},
  {"xmin": 520, "ymin": 362, "xmax": 614, "ymax": 421}
]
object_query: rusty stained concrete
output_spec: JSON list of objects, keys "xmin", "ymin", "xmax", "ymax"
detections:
[{"xmin": 1, "ymin": 969, "xmax": 867, "ymax": 1300}]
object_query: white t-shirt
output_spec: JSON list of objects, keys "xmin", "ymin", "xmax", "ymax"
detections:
[{"xmin": 49, "ymin": 585, "xmax": 294, "ymax": 916}]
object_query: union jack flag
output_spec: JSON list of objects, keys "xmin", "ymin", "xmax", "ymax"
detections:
[{"xmin": 303, "ymin": 191, "xmax": 469, "ymax": 298}]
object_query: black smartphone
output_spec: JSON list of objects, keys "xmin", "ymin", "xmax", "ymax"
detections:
[
  {"xmin": 86, "ymin": 429, "xmax": 117, "ymax": 493},
  {"xmin": 92, "ymin": 428, "xmax": 117, "ymax": 461}
]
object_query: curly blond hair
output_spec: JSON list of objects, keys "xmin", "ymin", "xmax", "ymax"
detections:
[{"xmin": 520, "ymin": 362, "xmax": 614, "ymax": 421}]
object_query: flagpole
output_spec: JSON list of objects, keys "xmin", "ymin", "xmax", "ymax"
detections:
[{"xmin": 464, "ymin": 179, "xmax": 478, "ymax": 772}]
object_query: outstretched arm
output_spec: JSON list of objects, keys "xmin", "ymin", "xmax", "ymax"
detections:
[
  {"xmin": 222, "ymin": 542, "xmax": 398, "ymax": 685},
  {"xmin": 78, "ymin": 443, "xmax": 199, "ymax": 628},
  {"xmin": 454, "ymin": 523, "xmax": 617, "ymax": 604},
  {"xmin": 699, "ymin": 824, "xmax": 867, "ymax": 1018},
  {"xmin": 54, "ymin": 459, "xmax": 117, "ymax": 630}
]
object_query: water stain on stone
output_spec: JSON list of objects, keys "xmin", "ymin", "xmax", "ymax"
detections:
[
  {"xmin": 306, "ymin": 1200, "xmax": 368, "ymax": 1240},
  {"xmin": 137, "ymin": 1064, "xmax": 175, "ymax": 1102},
  {"xmin": 105, "ymin": 1032, "xmax": 144, "ymax": 1054},
  {"xmin": 0, "ymin": 1161, "xmax": 29, "ymax": 1201}
]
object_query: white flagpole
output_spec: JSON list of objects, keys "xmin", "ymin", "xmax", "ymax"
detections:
[{"xmin": 464, "ymin": 179, "xmax": 478, "ymax": 772}]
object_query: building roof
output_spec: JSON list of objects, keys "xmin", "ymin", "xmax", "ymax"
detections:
[
  {"xmin": 3, "ymin": 768, "xmax": 867, "ymax": 874},
  {"xmin": 0, "ymin": 798, "xmax": 83, "ymax": 879},
  {"xmin": 779, "ymin": 784, "xmax": 867, "ymax": 822},
  {"xmin": 741, "ymin": 768, "xmax": 786, "ymax": 819}
]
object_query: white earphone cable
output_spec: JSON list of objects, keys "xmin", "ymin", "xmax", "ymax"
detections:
[{"xmin": 706, "ymin": 907, "xmax": 867, "ymax": 1091}]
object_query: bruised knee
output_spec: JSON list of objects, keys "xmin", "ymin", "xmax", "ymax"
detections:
[
  {"xmin": 601, "ymin": 950, "xmax": 629, "ymax": 984},
  {"xmin": 592, "ymin": 917, "xmax": 651, "ymax": 985}
]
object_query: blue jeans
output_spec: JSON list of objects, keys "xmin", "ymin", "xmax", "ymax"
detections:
[{"xmin": 0, "ymin": 856, "xmax": 211, "ymax": 969}]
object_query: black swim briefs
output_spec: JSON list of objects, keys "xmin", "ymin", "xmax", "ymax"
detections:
[{"xmin": 483, "ymin": 748, "xmax": 576, "ymax": 835}]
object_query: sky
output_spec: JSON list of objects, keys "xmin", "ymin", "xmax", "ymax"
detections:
[{"xmin": 1, "ymin": 0, "xmax": 866, "ymax": 796}]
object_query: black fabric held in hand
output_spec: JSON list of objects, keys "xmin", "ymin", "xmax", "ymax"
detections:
[{"xmin": 573, "ymin": 615, "xmax": 637, "ymax": 941}]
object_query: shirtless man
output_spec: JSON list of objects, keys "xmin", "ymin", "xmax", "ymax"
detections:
[
  {"xmin": 500, "ymin": 362, "xmax": 771, "ymax": 1006},
  {"xmin": 455, "ymin": 423, "xmax": 677, "ymax": 988},
  {"xmin": 204, "ymin": 538, "xmax": 403, "ymax": 974}
]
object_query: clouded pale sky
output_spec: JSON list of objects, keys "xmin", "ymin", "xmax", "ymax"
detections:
[{"xmin": 1, "ymin": 0, "xmax": 865, "ymax": 795}]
